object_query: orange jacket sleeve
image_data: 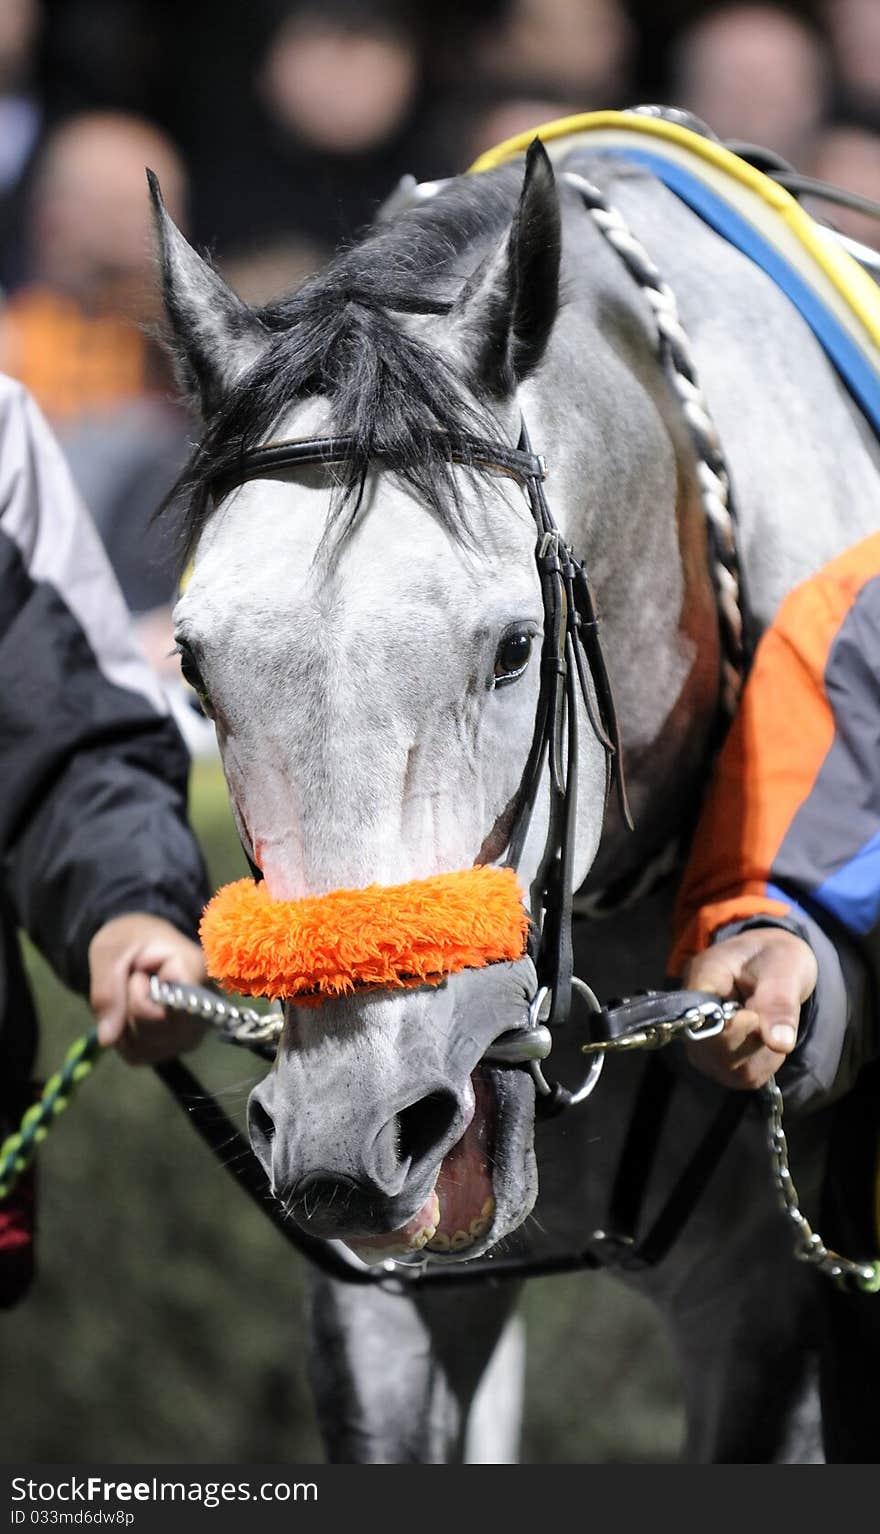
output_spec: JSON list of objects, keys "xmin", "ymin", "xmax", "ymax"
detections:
[{"xmin": 669, "ymin": 531, "xmax": 880, "ymax": 977}]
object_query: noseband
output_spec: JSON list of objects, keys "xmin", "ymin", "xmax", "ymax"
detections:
[{"xmin": 202, "ymin": 421, "xmax": 630, "ymax": 1069}]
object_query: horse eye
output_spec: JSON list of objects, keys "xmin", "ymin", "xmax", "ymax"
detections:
[
  {"xmin": 493, "ymin": 630, "xmax": 533, "ymax": 687},
  {"xmin": 176, "ymin": 644, "xmax": 215, "ymax": 719}
]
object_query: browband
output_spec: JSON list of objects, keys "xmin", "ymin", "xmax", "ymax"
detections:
[{"xmin": 211, "ymin": 432, "xmax": 547, "ymax": 499}]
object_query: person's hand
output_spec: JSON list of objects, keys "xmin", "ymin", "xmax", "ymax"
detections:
[
  {"xmin": 88, "ymin": 913, "xmax": 209, "ymax": 1065},
  {"xmin": 682, "ymin": 927, "xmax": 818, "ymax": 1090}
]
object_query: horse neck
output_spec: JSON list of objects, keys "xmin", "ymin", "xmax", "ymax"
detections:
[
  {"xmin": 594, "ymin": 161, "xmax": 880, "ymax": 620},
  {"xmin": 521, "ymin": 191, "xmax": 724, "ymax": 883},
  {"xmin": 561, "ymin": 158, "xmax": 880, "ymax": 895}
]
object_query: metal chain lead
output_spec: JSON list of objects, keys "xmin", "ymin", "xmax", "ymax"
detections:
[
  {"xmin": 572, "ymin": 998, "xmax": 879, "ymax": 1293},
  {"xmin": 579, "ymin": 997, "xmax": 737, "ymax": 1055},
  {"xmin": 147, "ymin": 977, "xmax": 555, "ymax": 1067},
  {"xmin": 563, "ymin": 169, "xmax": 747, "ymax": 717},
  {"xmin": 760, "ymin": 1079, "xmax": 880, "ymax": 1293},
  {"xmin": 148, "ymin": 977, "xmax": 283, "ymax": 1056},
  {"xmin": 5, "ymin": 982, "xmax": 877, "ymax": 1293},
  {"xmin": 162, "ymin": 977, "xmax": 877, "ymax": 1293}
]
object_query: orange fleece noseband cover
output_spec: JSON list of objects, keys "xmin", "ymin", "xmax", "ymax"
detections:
[{"xmin": 200, "ymin": 864, "xmax": 529, "ymax": 1003}]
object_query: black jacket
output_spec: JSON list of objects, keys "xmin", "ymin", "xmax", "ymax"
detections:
[{"xmin": 0, "ymin": 375, "xmax": 209, "ymax": 1113}]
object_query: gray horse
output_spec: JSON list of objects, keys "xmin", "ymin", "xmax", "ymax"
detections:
[{"xmin": 152, "ymin": 131, "xmax": 880, "ymax": 1462}]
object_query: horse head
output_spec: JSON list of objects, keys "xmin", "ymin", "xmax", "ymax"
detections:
[{"xmin": 152, "ymin": 143, "xmax": 611, "ymax": 1263}]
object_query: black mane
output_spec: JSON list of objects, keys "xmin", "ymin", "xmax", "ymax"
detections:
[{"xmin": 172, "ymin": 167, "xmax": 526, "ymax": 560}]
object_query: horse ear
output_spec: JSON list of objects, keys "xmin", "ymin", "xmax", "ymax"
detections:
[
  {"xmin": 457, "ymin": 138, "xmax": 561, "ymax": 397},
  {"xmin": 147, "ymin": 169, "xmax": 271, "ymax": 415}
]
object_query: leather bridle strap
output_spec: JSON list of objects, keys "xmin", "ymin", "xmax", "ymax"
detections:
[
  {"xmin": 213, "ymin": 424, "xmax": 631, "ymax": 1040},
  {"xmin": 597, "ymin": 1054, "xmax": 749, "ymax": 1270},
  {"xmin": 499, "ymin": 421, "xmax": 631, "ymax": 1047},
  {"xmin": 212, "ymin": 431, "xmax": 551, "ymax": 499}
]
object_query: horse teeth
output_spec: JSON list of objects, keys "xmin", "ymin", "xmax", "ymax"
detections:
[
  {"xmin": 427, "ymin": 1205, "xmax": 494, "ymax": 1252},
  {"xmin": 369, "ymin": 1241, "xmax": 420, "ymax": 1259}
]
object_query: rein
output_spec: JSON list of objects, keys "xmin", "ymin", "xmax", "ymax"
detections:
[{"xmin": 5, "ymin": 981, "xmax": 876, "ymax": 1293}]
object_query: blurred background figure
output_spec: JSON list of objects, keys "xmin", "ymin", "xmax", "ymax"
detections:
[
  {"xmin": 263, "ymin": 3, "xmax": 419, "ymax": 153},
  {"xmin": 0, "ymin": 111, "xmax": 185, "ymax": 419},
  {"xmin": 669, "ymin": 3, "xmax": 829, "ymax": 165},
  {"xmin": 809, "ymin": 121, "xmax": 880, "ymax": 253},
  {"xmin": 0, "ymin": 109, "xmax": 213, "ymax": 753},
  {"xmin": 36, "ymin": 0, "xmax": 172, "ymax": 121},
  {"xmin": 476, "ymin": 0, "xmax": 632, "ymax": 103},
  {"xmin": 0, "ymin": 0, "xmax": 45, "ymax": 290},
  {"xmin": 826, "ymin": 0, "xmax": 880, "ymax": 128},
  {"xmin": 190, "ymin": 1, "xmax": 443, "ymax": 259},
  {"xmin": 466, "ymin": 0, "xmax": 634, "ymax": 163}
]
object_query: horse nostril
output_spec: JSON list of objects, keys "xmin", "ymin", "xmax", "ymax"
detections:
[
  {"xmin": 247, "ymin": 1095, "xmax": 275, "ymax": 1165},
  {"xmin": 396, "ymin": 1089, "xmax": 460, "ymax": 1169}
]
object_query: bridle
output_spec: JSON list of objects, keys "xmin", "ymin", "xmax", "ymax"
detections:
[
  {"xmin": 213, "ymin": 419, "xmax": 632, "ymax": 1111},
  {"xmin": 167, "ymin": 160, "xmax": 766, "ymax": 1289},
  {"xmin": 159, "ymin": 162, "xmax": 787, "ymax": 1289},
  {"xmin": 153, "ymin": 407, "xmax": 750, "ymax": 1280},
  {"xmin": 206, "ymin": 155, "xmax": 753, "ymax": 1115}
]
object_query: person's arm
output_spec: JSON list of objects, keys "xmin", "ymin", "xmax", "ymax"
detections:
[
  {"xmin": 0, "ymin": 376, "xmax": 210, "ymax": 1061},
  {"xmin": 670, "ymin": 535, "xmax": 880, "ymax": 1108}
]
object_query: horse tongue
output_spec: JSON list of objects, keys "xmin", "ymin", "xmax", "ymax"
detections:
[{"xmin": 427, "ymin": 1069, "xmax": 496, "ymax": 1252}]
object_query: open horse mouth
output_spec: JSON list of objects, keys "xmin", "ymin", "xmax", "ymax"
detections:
[{"xmin": 346, "ymin": 1067, "xmax": 503, "ymax": 1263}]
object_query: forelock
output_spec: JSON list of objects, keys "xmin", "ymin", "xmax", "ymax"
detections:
[{"xmin": 164, "ymin": 167, "xmax": 526, "ymax": 568}]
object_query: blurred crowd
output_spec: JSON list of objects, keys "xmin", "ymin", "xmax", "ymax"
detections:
[{"xmin": 0, "ymin": 0, "xmax": 876, "ymax": 748}]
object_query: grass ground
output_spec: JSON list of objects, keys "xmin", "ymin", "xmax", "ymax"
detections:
[{"xmin": 1, "ymin": 760, "xmax": 684, "ymax": 1464}]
